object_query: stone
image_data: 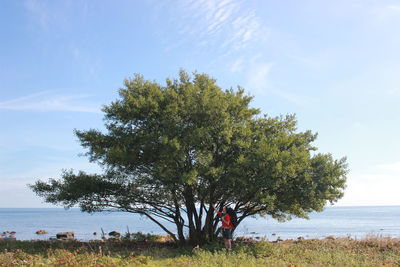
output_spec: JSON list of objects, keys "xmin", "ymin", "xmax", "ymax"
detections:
[
  {"xmin": 56, "ymin": 232, "xmax": 75, "ymax": 240},
  {"xmin": 325, "ymin": 235, "xmax": 336, "ymax": 240},
  {"xmin": 192, "ymin": 245, "xmax": 201, "ymax": 252},
  {"xmin": 93, "ymin": 232, "xmax": 97, "ymax": 235},
  {"xmin": 235, "ymin": 236, "xmax": 253, "ymax": 242},
  {"xmin": 36, "ymin": 230, "xmax": 48, "ymax": 235},
  {"xmin": 108, "ymin": 231, "xmax": 121, "ymax": 237}
]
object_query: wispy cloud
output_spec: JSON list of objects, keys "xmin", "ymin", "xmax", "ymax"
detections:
[
  {"xmin": 0, "ymin": 91, "xmax": 101, "ymax": 113},
  {"xmin": 231, "ymin": 56, "xmax": 307, "ymax": 106},
  {"xmin": 388, "ymin": 5, "xmax": 400, "ymax": 11},
  {"xmin": 160, "ymin": 0, "xmax": 268, "ymax": 54},
  {"xmin": 246, "ymin": 61, "xmax": 274, "ymax": 93},
  {"xmin": 386, "ymin": 88, "xmax": 400, "ymax": 96},
  {"xmin": 369, "ymin": 4, "xmax": 400, "ymax": 22},
  {"xmin": 229, "ymin": 57, "xmax": 244, "ymax": 73},
  {"xmin": 24, "ymin": 0, "xmax": 53, "ymax": 30}
]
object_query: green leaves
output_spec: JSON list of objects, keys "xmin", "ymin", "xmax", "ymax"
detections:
[{"xmin": 30, "ymin": 70, "xmax": 348, "ymax": 244}]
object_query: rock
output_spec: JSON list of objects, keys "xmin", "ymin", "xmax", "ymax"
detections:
[
  {"xmin": 235, "ymin": 236, "xmax": 253, "ymax": 242},
  {"xmin": 93, "ymin": 232, "xmax": 97, "ymax": 235},
  {"xmin": 297, "ymin": 236, "xmax": 305, "ymax": 241},
  {"xmin": 192, "ymin": 245, "xmax": 201, "ymax": 252},
  {"xmin": 271, "ymin": 233, "xmax": 276, "ymax": 236},
  {"xmin": 3, "ymin": 231, "xmax": 9, "ymax": 235},
  {"xmin": 160, "ymin": 235, "xmax": 174, "ymax": 242},
  {"xmin": 56, "ymin": 232, "xmax": 75, "ymax": 240},
  {"xmin": 255, "ymin": 236, "xmax": 261, "ymax": 240},
  {"xmin": 10, "ymin": 231, "xmax": 16, "ymax": 235},
  {"xmin": 36, "ymin": 230, "xmax": 48, "ymax": 235},
  {"xmin": 108, "ymin": 231, "xmax": 121, "ymax": 237},
  {"xmin": 325, "ymin": 235, "xmax": 336, "ymax": 240}
]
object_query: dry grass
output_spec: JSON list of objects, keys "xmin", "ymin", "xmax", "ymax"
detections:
[{"xmin": 0, "ymin": 236, "xmax": 399, "ymax": 266}]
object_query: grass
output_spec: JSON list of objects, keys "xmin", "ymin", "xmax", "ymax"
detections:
[{"xmin": 1, "ymin": 236, "xmax": 400, "ymax": 266}]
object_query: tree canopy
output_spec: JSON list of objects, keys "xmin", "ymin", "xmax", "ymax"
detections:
[{"xmin": 30, "ymin": 70, "xmax": 347, "ymax": 244}]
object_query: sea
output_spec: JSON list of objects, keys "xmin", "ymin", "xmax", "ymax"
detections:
[{"xmin": 0, "ymin": 206, "xmax": 399, "ymax": 241}]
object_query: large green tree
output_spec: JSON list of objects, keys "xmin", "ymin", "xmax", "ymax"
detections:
[{"xmin": 30, "ymin": 70, "xmax": 347, "ymax": 245}]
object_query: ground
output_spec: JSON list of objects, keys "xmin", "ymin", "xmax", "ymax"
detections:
[{"xmin": 0, "ymin": 236, "xmax": 399, "ymax": 266}]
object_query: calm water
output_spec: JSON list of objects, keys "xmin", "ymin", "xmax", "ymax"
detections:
[{"xmin": 0, "ymin": 206, "xmax": 399, "ymax": 241}]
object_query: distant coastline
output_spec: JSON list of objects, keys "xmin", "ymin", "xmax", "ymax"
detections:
[{"xmin": 1, "ymin": 206, "xmax": 400, "ymax": 242}]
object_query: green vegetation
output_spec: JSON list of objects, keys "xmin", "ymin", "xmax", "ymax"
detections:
[
  {"xmin": 30, "ymin": 70, "xmax": 347, "ymax": 244},
  {"xmin": 1, "ymin": 236, "xmax": 399, "ymax": 266}
]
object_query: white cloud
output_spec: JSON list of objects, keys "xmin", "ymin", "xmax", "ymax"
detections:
[
  {"xmin": 337, "ymin": 161, "xmax": 400, "ymax": 206},
  {"xmin": 362, "ymin": 173, "xmax": 400, "ymax": 181},
  {"xmin": 0, "ymin": 91, "xmax": 101, "ymax": 113},
  {"xmin": 336, "ymin": 174, "xmax": 400, "ymax": 206},
  {"xmin": 378, "ymin": 161, "xmax": 400, "ymax": 172}
]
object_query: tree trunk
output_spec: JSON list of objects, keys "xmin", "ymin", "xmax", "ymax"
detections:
[
  {"xmin": 175, "ymin": 219, "xmax": 186, "ymax": 244},
  {"xmin": 203, "ymin": 204, "xmax": 216, "ymax": 242},
  {"xmin": 183, "ymin": 186, "xmax": 203, "ymax": 245}
]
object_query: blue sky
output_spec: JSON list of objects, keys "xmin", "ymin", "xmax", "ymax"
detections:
[{"xmin": 1, "ymin": 0, "xmax": 400, "ymax": 207}]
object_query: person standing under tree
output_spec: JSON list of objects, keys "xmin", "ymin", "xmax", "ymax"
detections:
[{"xmin": 211, "ymin": 204, "xmax": 235, "ymax": 251}]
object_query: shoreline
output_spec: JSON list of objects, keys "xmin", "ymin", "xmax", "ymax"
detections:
[
  {"xmin": 2, "ymin": 206, "xmax": 400, "ymax": 245},
  {"xmin": 2, "ymin": 232, "xmax": 398, "ymax": 243}
]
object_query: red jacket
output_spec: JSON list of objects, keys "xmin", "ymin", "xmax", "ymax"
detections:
[{"xmin": 217, "ymin": 211, "xmax": 234, "ymax": 229}]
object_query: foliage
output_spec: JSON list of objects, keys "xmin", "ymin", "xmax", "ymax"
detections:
[
  {"xmin": 130, "ymin": 232, "xmax": 162, "ymax": 242},
  {"xmin": 30, "ymin": 70, "xmax": 347, "ymax": 244}
]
